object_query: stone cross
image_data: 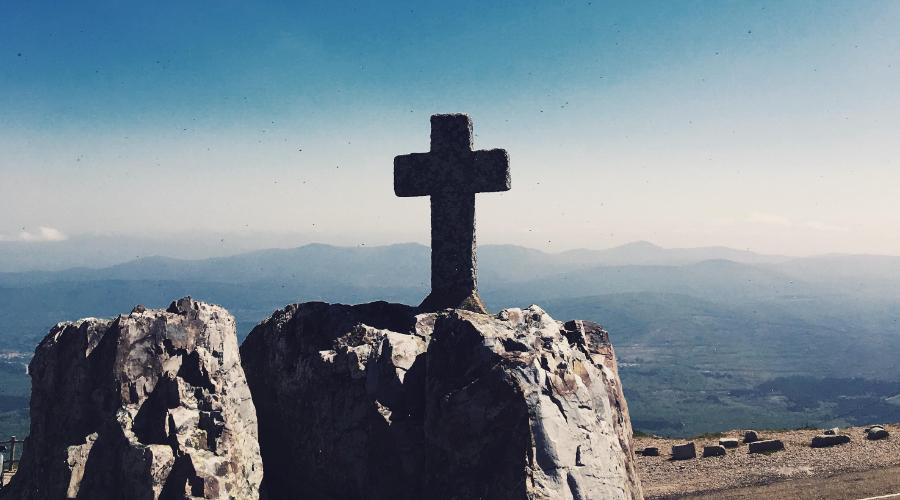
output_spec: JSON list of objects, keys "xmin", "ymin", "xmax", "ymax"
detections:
[{"xmin": 394, "ymin": 114, "xmax": 510, "ymax": 313}]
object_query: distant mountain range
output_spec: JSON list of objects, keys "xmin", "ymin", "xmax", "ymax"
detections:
[
  {"xmin": 2, "ymin": 240, "xmax": 900, "ymax": 436},
  {"xmin": 0, "ymin": 232, "xmax": 319, "ymax": 272},
  {"xmin": 0, "ymin": 234, "xmax": 804, "ymax": 273},
  {"xmin": 5, "ymin": 240, "xmax": 900, "ymax": 303}
]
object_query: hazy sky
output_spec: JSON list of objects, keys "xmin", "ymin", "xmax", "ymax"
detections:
[{"xmin": 2, "ymin": 1, "xmax": 900, "ymax": 256}]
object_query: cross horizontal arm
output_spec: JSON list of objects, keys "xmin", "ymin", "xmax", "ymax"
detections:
[
  {"xmin": 394, "ymin": 153, "xmax": 435, "ymax": 197},
  {"xmin": 471, "ymin": 149, "xmax": 511, "ymax": 193},
  {"xmin": 394, "ymin": 149, "xmax": 510, "ymax": 197}
]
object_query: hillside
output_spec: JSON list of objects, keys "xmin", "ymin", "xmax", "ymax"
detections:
[{"xmin": 636, "ymin": 424, "xmax": 900, "ymax": 499}]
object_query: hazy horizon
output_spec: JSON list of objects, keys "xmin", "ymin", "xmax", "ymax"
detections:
[
  {"xmin": 7, "ymin": 230, "xmax": 900, "ymax": 275},
  {"xmin": 3, "ymin": 1, "xmax": 900, "ymax": 256}
]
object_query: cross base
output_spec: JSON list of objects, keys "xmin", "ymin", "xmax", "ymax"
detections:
[{"xmin": 419, "ymin": 288, "xmax": 488, "ymax": 314}]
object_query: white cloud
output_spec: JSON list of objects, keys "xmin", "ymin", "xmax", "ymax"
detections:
[
  {"xmin": 0, "ymin": 226, "xmax": 68, "ymax": 242},
  {"xmin": 747, "ymin": 212, "xmax": 792, "ymax": 227},
  {"xmin": 805, "ymin": 221, "xmax": 849, "ymax": 232}
]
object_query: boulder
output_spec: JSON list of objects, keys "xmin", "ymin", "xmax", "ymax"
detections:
[
  {"xmin": 748, "ymin": 439, "xmax": 785, "ymax": 453},
  {"xmin": 241, "ymin": 302, "xmax": 643, "ymax": 500},
  {"xmin": 671, "ymin": 442, "xmax": 696, "ymax": 460},
  {"xmin": 1, "ymin": 297, "xmax": 263, "ymax": 500},
  {"xmin": 823, "ymin": 428, "xmax": 838, "ymax": 435},
  {"xmin": 811, "ymin": 434, "xmax": 851, "ymax": 448},
  {"xmin": 867, "ymin": 427, "xmax": 890, "ymax": 440},
  {"xmin": 719, "ymin": 438, "xmax": 740, "ymax": 449},
  {"xmin": 743, "ymin": 430, "xmax": 760, "ymax": 443},
  {"xmin": 641, "ymin": 447, "xmax": 660, "ymax": 457},
  {"xmin": 702, "ymin": 445, "xmax": 726, "ymax": 458}
]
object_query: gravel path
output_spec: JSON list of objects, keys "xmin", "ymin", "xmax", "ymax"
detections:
[{"xmin": 635, "ymin": 424, "xmax": 900, "ymax": 499}]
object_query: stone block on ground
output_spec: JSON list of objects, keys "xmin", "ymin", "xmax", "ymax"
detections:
[
  {"xmin": 671, "ymin": 442, "xmax": 696, "ymax": 460},
  {"xmin": 718, "ymin": 438, "xmax": 740, "ymax": 449},
  {"xmin": 641, "ymin": 447, "xmax": 660, "ymax": 457},
  {"xmin": 811, "ymin": 434, "xmax": 851, "ymax": 448},
  {"xmin": 702, "ymin": 445, "xmax": 726, "ymax": 458},
  {"xmin": 866, "ymin": 427, "xmax": 890, "ymax": 440},
  {"xmin": 0, "ymin": 297, "xmax": 263, "ymax": 500},
  {"xmin": 743, "ymin": 430, "xmax": 760, "ymax": 443},
  {"xmin": 748, "ymin": 439, "xmax": 785, "ymax": 453},
  {"xmin": 240, "ymin": 301, "xmax": 643, "ymax": 499}
]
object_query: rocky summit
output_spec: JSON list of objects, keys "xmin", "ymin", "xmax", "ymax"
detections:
[
  {"xmin": 241, "ymin": 301, "xmax": 642, "ymax": 500},
  {"xmin": 4, "ymin": 298, "xmax": 641, "ymax": 499},
  {"xmin": 1, "ymin": 298, "xmax": 263, "ymax": 500}
]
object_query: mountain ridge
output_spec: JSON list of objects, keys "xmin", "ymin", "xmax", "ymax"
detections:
[{"xmin": 1, "ymin": 240, "xmax": 887, "ymax": 283}]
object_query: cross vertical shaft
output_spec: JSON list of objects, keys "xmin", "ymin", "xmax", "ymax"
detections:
[{"xmin": 422, "ymin": 192, "xmax": 479, "ymax": 311}]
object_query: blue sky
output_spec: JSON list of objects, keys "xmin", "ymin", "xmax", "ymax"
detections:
[{"xmin": 2, "ymin": 1, "xmax": 899, "ymax": 255}]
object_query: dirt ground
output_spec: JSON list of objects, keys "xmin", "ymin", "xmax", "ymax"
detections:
[
  {"xmin": 678, "ymin": 466, "xmax": 900, "ymax": 499},
  {"xmin": 635, "ymin": 424, "xmax": 900, "ymax": 499}
]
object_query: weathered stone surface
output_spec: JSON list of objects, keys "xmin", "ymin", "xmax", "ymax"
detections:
[
  {"xmin": 866, "ymin": 427, "xmax": 890, "ymax": 440},
  {"xmin": 811, "ymin": 434, "xmax": 851, "ymax": 448},
  {"xmin": 671, "ymin": 442, "xmax": 696, "ymax": 460},
  {"xmin": 823, "ymin": 428, "xmax": 838, "ymax": 435},
  {"xmin": 718, "ymin": 438, "xmax": 739, "ymax": 449},
  {"xmin": 743, "ymin": 430, "xmax": 760, "ymax": 443},
  {"xmin": 748, "ymin": 439, "xmax": 785, "ymax": 453},
  {"xmin": 240, "ymin": 301, "xmax": 425, "ymax": 499},
  {"xmin": 702, "ymin": 445, "xmax": 726, "ymax": 458},
  {"xmin": 1, "ymin": 297, "xmax": 262, "ymax": 500},
  {"xmin": 241, "ymin": 301, "xmax": 643, "ymax": 499},
  {"xmin": 427, "ymin": 307, "xmax": 640, "ymax": 499}
]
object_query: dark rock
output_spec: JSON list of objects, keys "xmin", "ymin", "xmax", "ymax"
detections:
[
  {"xmin": 748, "ymin": 439, "xmax": 785, "ymax": 453},
  {"xmin": 702, "ymin": 445, "xmax": 726, "ymax": 458},
  {"xmin": 867, "ymin": 427, "xmax": 890, "ymax": 440},
  {"xmin": 241, "ymin": 301, "xmax": 426, "ymax": 500},
  {"xmin": 811, "ymin": 434, "xmax": 851, "ymax": 448},
  {"xmin": 743, "ymin": 430, "xmax": 760, "ymax": 443},
  {"xmin": 719, "ymin": 438, "xmax": 740, "ymax": 449},
  {"xmin": 641, "ymin": 447, "xmax": 660, "ymax": 457},
  {"xmin": 1, "ymin": 298, "xmax": 262, "ymax": 499},
  {"xmin": 241, "ymin": 302, "xmax": 643, "ymax": 499},
  {"xmin": 671, "ymin": 442, "xmax": 696, "ymax": 460}
]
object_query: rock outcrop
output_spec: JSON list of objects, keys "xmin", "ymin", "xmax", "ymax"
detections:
[
  {"xmin": 241, "ymin": 301, "xmax": 642, "ymax": 500},
  {"xmin": 2, "ymin": 298, "xmax": 263, "ymax": 499}
]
